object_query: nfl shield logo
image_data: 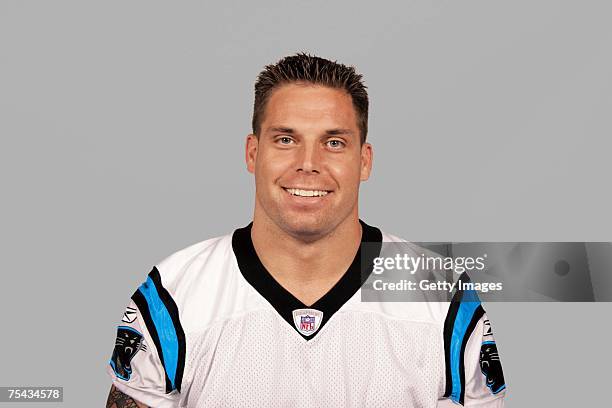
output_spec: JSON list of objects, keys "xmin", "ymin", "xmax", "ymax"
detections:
[
  {"xmin": 292, "ymin": 308, "xmax": 323, "ymax": 337},
  {"xmin": 300, "ymin": 315, "xmax": 316, "ymax": 332}
]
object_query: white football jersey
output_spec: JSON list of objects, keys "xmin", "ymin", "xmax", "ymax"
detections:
[{"xmin": 107, "ymin": 220, "xmax": 506, "ymax": 407}]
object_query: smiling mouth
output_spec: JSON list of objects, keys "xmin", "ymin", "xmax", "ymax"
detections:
[{"xmin": 283, "ymin": 188, "xmax": 330, "ymax": 197}]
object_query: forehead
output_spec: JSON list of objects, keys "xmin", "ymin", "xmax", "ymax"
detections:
[{"xmin": 262, "ymin": 83, "xmax": 358, "ymax": 132}]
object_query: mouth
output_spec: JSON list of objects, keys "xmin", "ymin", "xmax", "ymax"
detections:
[{"xmin": 282, "ymin": 187, "xmax": 331, "ymax": 197}]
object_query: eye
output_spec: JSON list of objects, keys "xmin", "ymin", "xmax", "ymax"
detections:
[
  {"xmin": 276, "ymin": 136, "xmax": 294, "ymax": 145},
  {"xmin": 326, "ymin": 139, "xmax": 345, "ymax": 149}
]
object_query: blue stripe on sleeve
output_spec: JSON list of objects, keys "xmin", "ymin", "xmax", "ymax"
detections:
[
  {"xmin": 138, "ymin": 275, "xmax": 179, "ymax": 390},
  {"xmin": 450, "ymin": 289, "xmax": 480, "ymax": 404}
]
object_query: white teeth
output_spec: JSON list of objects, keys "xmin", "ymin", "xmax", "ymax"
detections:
[{"xmin": 285, "ymin": 188, "xmax": 329, "ymax": 197}]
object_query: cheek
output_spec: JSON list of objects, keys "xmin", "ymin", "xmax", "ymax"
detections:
[
  {"xmin": 326, "ymin": 158, "xmax": 363, "ymax": 188},
  {"xmin": 255, "ymin": 151, "xmax": 293, "ymax": 185}
]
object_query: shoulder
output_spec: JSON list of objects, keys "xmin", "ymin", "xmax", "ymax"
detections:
[
  {"xmin": 350, "ymin": 228, "xmax": 455, "ymax": 327},
  {"xmin": 155, "ymin": 233, "xmax": 233, "ymax": 289},
  {"xmin": 136, "ymin": 229, "xmax": 259, "ymax": 334}
]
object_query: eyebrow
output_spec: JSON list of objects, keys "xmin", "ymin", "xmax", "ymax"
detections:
[
  {"xmin": 266, "ymin": 126, "xmax": 354, "ymax": 136},
  {"xmin": 268, "ymin": 126, "xmax": 295, "ymax": 133},
  {"xmin": 325, "ymin": 128, "xmax": 353, "ymax": 136}
]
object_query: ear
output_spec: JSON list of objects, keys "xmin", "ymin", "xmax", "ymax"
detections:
[
  {"xmin": 245, "ymin": 134, "xmax": 259, "ymax": 174},
  {"xmin": 359, "ymin": 142, "xmax": 373, "ymax": 181}
]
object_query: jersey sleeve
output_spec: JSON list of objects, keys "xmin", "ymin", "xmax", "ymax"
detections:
[
  {"xmin": 439, "ymin": 274, "xmax": 507, "ymax": 407},
  {"xmin": 461, "ymin": 312, "xmax": 506, "ymax": 406},
  {"xmin": 106, "ymin": 267, "xmax": 186, "ymax": 408}
]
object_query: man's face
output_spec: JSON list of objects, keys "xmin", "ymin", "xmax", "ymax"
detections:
[{"xmin": 246, "ymin": 83, "xmax": 372, "ymax": 240}]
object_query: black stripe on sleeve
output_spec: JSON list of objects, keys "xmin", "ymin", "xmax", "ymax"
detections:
[
  {"xmin": 442, "ymin": 279, "xmax": 465, "ymax": 398},
  {"xmin": 131, "ymin": 289, "xmax": 174, "ymax": 393},
  {"xmin": 148, "ymin": 267, "xmax": 187, "ymax": 393}
]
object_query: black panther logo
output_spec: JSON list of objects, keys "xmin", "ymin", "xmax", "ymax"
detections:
[
  {"xmin": 110, "ymin": 326, "xmax": 147, "ymax": 380},
  {"xmin": 479, "ymin": 341, "xmax": 505, "ymax": 394}
]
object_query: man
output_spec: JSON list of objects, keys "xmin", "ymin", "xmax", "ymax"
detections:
[{"xmin": 106, "ymin": 53, "xmax": 506, "ymax": 407}]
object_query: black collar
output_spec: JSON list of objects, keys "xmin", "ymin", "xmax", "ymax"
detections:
[{"xmin": 232, "ymin": 219, "xmax": 383, "ymax": 340}]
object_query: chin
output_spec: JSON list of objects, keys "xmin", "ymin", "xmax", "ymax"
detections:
[{"xmin": 279, "ymin": 214, "xmax": 332, "ymax": 239}]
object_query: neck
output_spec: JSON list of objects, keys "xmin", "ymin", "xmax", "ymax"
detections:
[{"xmin": 251, "ymin": 211, "xmax": 362, "ymax": 306}]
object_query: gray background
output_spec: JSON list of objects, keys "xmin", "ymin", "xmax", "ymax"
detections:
[{"xmin": 1, "ymin": 0, "xmax": 610, "ymax": 406}]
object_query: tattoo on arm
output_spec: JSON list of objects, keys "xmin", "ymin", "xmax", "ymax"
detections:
[{"xmin": 106, "ymin": 385, "xmax": 149, "ymax": 408}]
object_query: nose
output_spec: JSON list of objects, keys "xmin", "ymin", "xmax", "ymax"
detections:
[{"xmin": 296, "ymin": 142, "xmax": 321, "ymax": 174}]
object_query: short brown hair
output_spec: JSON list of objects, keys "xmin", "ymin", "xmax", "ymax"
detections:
[{"xmin": 252, "ymin": 53, "xmax": 369, "ymax": 144}]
